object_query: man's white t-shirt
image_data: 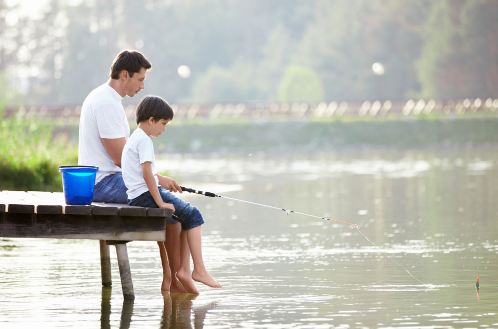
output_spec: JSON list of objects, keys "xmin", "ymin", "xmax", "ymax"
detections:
[
  {"xmin": 78, "ymin": 84, "xmax": 130, "ymax": 183},
  {"xmin": 122, "ymin": 127, "xmax": 159, "ymax": 200}
]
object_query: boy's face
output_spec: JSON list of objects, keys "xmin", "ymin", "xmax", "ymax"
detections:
[
  {"xmin": 149, "ymin": 118, "xmax": 171, "ymax": 138},
  {"xmin": 123, "ymin": 67, "xmax": 147, "ymax": 97}
]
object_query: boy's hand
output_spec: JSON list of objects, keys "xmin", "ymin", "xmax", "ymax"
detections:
[
  {"xmin": 159, "ymin": 202, "xmax": 175, "ymax": 213},
  {"xmin": 157, "ymin": 175, "xmax": 182, "ymax": 193}
]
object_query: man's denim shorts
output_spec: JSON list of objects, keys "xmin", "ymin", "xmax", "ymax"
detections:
[
  {"xmin": 128, "ymin": 187, "xmax": 204, "ymax": 230},
  {"xmin": 93, "ymin": 173, "xmax": 129, "ymax": 204}
]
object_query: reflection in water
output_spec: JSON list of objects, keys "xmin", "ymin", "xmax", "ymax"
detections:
[
  {"xmin": 160, "ymin": 292, "xmax": 216, "ymax": 329},
  {"xmin": 101, "ymin": 288, "xmax": 112, "ymax": 329},
  {"xmin": 100, "ymin": 287, "xmax": 134, "ymax": 329},
  {"xmin": 99, "ymin": 288, "xmax": 218, "ymax": 329}
]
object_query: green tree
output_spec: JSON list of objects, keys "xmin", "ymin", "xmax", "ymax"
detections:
[
  {"xmin": 418, "ymin": 0, "xmax": 498, "ymax": 99},
  {"xmin": 278, "ymin": 65, "xmax": 324, "ymax": 102}
]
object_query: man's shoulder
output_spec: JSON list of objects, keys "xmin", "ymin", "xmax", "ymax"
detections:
[{"xmin": 84, "ymin": 84, "xmax": 121, "ymax": 109}]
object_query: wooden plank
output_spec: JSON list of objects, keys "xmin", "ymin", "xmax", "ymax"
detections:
[
  {"xmin": 0, "ymin": 213, "xmax": 167, "ymax": 240},
  {"xmin": 5, "ymin": 191, "xmax": 63, "ymax": 215},
  {"xmin": 28, "ymin": 191, "xmax": 93, "ymax": 215},
  {"xmin": 27, "ymin": 191, "xmax": 66, "ymax": 205},
  {"xmin": 93, "ymin": 202, "xmax": 147, "ymax": 217},
  {"xmin": 0, "ymin": 192, "xmax": 35, "ymax": 214},
  {"xmin": 26, "ymin": 191, "xmax": 64, "ymax": 214},
  {"xmin": 0, "ymin": 231, "xmax": 165, "ymax": 241},
  {"xmin": 6, "ymin": 204, "xmax": 35, "ymax": 213},
  {"xmin": 119, "ymin": 206, "xmax": 146, "ymax": 217},
  {"xmin": 0, "ymin": 204, "xmax": 5, "ymax": 213},
  {"xmin": 147, "ymin": 207, "xmax": 172, "ymax": 217},
  {"xmin": 91, "ymin": 204, "xmax": 119, "ymax": 216},
  {"xmin": 64, "ymin": 205, "xmax": 92, "ymax": 215}
]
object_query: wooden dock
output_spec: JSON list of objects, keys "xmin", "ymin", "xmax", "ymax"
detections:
[{"xmin": 0, "ymin": 191, "xmax": 172, "ymax": 300}]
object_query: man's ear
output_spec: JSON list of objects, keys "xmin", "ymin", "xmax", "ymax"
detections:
[{"xmin": 120, "ymin": 70, "xmax": 129, "ymax": 79}]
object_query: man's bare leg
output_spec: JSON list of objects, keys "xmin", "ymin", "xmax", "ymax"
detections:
[
  {"xmin": 163, "ymin": 222, "xmax": 187, "ymax": 293},
  {"xmin": 177, "ymin": 226, "xmax": 221, "ymax": 289},
  {"xmin": 157, "ymin": 241, "xmax": 171, "ymax": 291},
  {"xmin": 176, "ymin": 230, "xmax": 199, "ymax": 294}
]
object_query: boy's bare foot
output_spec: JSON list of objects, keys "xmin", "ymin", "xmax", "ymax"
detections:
[
  {"xmin": 192, "ymin": 269, "xmax": 222, "ymax": 289},
  {"xmin": 176, "ymin": 269, "xmax": 200, "ymax": 294}
]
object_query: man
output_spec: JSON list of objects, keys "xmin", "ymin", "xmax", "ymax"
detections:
[{"xmin": 78, "ymin": 50, "xmax": 189, "ymax": 293}]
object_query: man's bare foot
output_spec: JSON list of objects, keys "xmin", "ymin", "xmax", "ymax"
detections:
[
  {"xmin": 176, "ymin": 269, "xmax": 200, "ymax": 294},
  {"xmin": 192, "ymin": 269, "xmax": 222, "ymax": 288},
  {"xmin": 169, "ymin": 278, "xmax": 188, "ymax": 293}
]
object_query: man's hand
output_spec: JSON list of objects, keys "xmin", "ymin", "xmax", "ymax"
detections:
[
  {"xmin": 158, "ymin": 202, "xmax": 175, "ymax": 213},
  {"xmin": 157, "ymin": 175, "xmax": 182, "ymax": 193}
]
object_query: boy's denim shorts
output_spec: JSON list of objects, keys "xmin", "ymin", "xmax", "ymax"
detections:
[{"xmin": 128, "ymin": 187, "xmax": 204, "ymax": 230}]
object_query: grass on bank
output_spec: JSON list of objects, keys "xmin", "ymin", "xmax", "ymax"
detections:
[{"xmin": 0, "ymin": 106, "xmax": 78, "ymax": 192}]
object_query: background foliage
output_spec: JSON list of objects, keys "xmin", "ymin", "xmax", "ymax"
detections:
[{"xmin": 1, "ymin": 0, "xmax": 497, "ymax": 107}]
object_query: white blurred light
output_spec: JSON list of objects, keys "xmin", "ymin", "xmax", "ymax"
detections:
[
  {"xmin": 6, "ymin": 12, "xmax": 19, "ymax": 26},
  {"xmin": 177, "ymin": 65, "xmax": 191, "ymax": 78},
  {"xmin": 372, "ymin": 62, "xmax": 385, "ymax": 76},
  {"xmin": 403, "ymin": 99, "xmax": 415, "ymax": 115},
  {"xmin": 382, "ymin": 100, "xmax": 392, "ymax": 111},
  {"xmin": 135, "ymin": 39, "xmax": 144, "ymax": 49}
]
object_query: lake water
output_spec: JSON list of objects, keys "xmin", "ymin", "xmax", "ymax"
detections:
[{"xmin": 1, "ymin": 150, "xmax": 498, "ymax": 328}]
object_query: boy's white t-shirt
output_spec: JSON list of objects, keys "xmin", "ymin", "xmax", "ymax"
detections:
[
  {"xmin": 78, "ymin": 83, "xmax": 130, "ymax": 183},
  {"xmin": 122, "ymin": 127, "xmax": 159, "ymax": 200}
]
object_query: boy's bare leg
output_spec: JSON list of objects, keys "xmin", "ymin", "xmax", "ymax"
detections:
[
  {"xmin": 163, "ymin": 222, "xmax": 187, "ymax": 293},
  {"xmin": 176, "ymin": 230, "xmax": 199, "ymax": 294},
  {"xmin": 186, "ymin": 226, "xmax": 221, "ymax": 288}
]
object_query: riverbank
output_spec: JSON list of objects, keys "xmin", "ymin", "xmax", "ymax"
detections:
[
  {"xmin": 2, "ymin": 116, "xmax": 497, "ymax": 191},
  {"xmin": 153, "ymin": 117, "xmax": 498, "ymax": 154},
  {"xmin": 0, "ymin": 113, "xmax": 78, "ymax": 191}
]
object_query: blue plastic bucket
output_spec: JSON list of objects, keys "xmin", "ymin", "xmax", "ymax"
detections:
[{"xmin": 59, "ymin": 166, "xmax": 99, "ymax": 205}]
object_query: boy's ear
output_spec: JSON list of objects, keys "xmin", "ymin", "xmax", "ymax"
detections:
[{"xmin": 148, "ymin": 117, "xmax": 156, "ymax": 124}]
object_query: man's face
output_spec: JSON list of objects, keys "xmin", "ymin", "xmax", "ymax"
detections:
[{"xmin": 123, "ymin": 67, "xmax": 146, "ymax": 97}]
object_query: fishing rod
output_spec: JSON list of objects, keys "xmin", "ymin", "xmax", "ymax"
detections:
[
  {"xmin": 179, "ymin": 186, "xmax": 359, "ymax": 228},
  {"xmin": 180, "ymin": 185, "xmax": 427, "ymax": 285}
]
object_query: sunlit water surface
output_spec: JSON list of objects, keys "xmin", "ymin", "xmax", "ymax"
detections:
[{"xmin": 1, "ymin": 150, "xmax": 498, "ymax": 328}]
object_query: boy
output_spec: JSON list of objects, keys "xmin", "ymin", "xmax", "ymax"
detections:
[{"xmin": 122, "ymin": 95, "xmax": 221, "ymax": 293}]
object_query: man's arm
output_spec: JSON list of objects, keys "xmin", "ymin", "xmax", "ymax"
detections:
[{"xmin": 102, "ymin": 137, "xmax": 126, "ymax": 167}]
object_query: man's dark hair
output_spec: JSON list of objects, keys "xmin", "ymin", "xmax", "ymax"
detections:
[
  {"xmin": 136, "ymin": 95, "xmax": 174, "ymax": 124},
  {"xmin": 110, "ymin": 50, "xmax": 152, "ymax": 79}
]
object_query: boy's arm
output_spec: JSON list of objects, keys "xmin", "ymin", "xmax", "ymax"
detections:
[
  {"xmin": 157, "ymin": 174, "xmax": 183, "ymax": 193},
  {"xmin": 141, "ymin": 161, "xmax": 175, "ymax": 213}
]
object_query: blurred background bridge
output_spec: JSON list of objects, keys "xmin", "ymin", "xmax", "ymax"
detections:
[{"xmin": 4, "ymin": 98, "xmax": 498, "ymax": 122}]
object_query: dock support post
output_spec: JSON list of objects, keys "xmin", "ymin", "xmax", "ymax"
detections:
[
  {"xmin": 99, "ymin": 240, "xmax": 112, "ymax": 287},
  {"xmin": 111, "ymin": 241, "xmax": 135, "ymax": 301}
]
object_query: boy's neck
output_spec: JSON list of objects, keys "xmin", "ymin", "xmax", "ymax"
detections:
[{"xmin": 138, "ymin": 122, "xmax": 152, "ymax": 136}]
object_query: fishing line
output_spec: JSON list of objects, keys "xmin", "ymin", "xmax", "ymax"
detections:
[
  {"xmin": 180, "ymin": 185, "xmax": 426, "ymax": 285},
  {"xmin": 179, "ymin": 186, "xmax": 359, "ymax": 227}
]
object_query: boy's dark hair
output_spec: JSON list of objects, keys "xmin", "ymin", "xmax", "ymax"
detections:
[
  {"xmin": 110, "ymin": 50, "xmax": 152, "ymax": 79},
  {"xmin": 136, "ymin": 95, "xmax": 174, "ymax": 124}
]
